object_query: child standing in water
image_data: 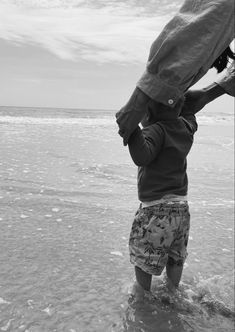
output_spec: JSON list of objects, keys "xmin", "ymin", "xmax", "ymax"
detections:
[{"xmin": 126, "ymin": 99, "xmax": 198, "ymax": 293}]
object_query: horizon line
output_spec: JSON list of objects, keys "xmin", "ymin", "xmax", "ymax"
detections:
[{"xmin": 0, "ymin": 105, "xmax": 117, "ymax": 112}]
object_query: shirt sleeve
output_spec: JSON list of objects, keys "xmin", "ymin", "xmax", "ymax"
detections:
[
  {"xmin": 215, "ymin": 61, "xmax": 235, "ymax": 97},
  {"xmin": 128, "ymin": 124, "xmax": 164, "ymax": 166},
  {"xmin": 137, "ymin": 0, "xmax": 234, "ymax": 107}
]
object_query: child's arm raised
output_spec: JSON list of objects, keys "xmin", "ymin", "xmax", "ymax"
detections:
[
  {"xmin": 181, "ymin": 84, "xmax": 225, "ymax": 116},
  {"xmin": 182, "ymin": 61, "xmax": 235, "ymax": 115},
  {"xmin": 127, "ymin": 124, "xmax": 164, "ymax": 166}
]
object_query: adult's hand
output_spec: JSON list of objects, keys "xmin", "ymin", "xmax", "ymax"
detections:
[{"xmin": 116, "ymin": 87, "xmax": 150, "ymax": 145}]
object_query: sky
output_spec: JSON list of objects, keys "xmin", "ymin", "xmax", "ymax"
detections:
[{"xmin": 0, "ymin": 0, "xmax": 234, "ymax": 112}]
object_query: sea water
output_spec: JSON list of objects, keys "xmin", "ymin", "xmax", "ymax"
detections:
[{"xmin": 0, "ymin": 106, "xmax": 234, "ymax": 332}]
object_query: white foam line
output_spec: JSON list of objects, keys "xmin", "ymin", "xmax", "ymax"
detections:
[
  {"xmin": 0, "ymin": 297, "xmax": 11, "ymax": 305},
  {"xmin": 0, "ymin": 116, "xmax": 115, "ymax": 126}
]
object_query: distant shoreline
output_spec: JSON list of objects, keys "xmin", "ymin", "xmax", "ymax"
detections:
[{"xmin": 0, "ymin": 105, "xmax": 116, "ymax": 113}]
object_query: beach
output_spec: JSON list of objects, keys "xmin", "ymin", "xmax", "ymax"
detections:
[{"xmin": 0, "ymin": 106, "xmax": 234, "ymax": 332}]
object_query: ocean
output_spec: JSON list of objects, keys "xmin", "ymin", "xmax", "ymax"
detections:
[{"xmin": 0, "ymin": 106, "xmax": 234, "ymax": 332}]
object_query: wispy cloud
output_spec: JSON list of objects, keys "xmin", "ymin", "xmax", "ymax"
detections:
[{"xmin": 0, "ymin": 0, "xmax": 180, "ymax": 64}]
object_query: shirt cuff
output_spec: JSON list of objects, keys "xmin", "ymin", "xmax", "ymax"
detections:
[{"xmin": 137, "ymin": 70, "xmax": 183, "ymax": 107}]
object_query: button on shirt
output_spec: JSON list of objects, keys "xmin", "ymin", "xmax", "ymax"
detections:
[{"xmin": 137, "ymin": 0, "xmax": 234, "ymax": 107}]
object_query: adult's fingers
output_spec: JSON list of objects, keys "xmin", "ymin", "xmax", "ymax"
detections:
[
  {"xmin": 115, "ymin": 107, "xmax": 124, "ymax": 121},
  {"xmin": 123, "ymin": 137, "xmax": 128, "ymax": 146},
  {"xmin": 123, "ymin": 132, "xmax": 130, "ymax": 146},
  {"xmin": 118, "ymin": 129, "xmax": 124, "ymax": 137},
  {"xmin": 118, "ymin": 128, "xmax": 129, "ymax": 145}
]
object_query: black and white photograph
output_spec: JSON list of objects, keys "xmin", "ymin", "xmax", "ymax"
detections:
[{"xmin": 0, "ymin": 0, "xmax": 234, "ymax": 331}]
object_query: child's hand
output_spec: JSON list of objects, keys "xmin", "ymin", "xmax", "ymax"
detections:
[{"xmin": 181, "ymin": 90, "xmax": 207, "ymax": 115}]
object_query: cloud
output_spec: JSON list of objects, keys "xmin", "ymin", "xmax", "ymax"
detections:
[{"xmin": 0, "ymin": 1, "xmax": 179, "ymax": 64}]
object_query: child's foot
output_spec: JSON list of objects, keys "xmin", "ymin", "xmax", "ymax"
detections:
[
  {"xmin": 131, "ymin": 282, "xmax": 145, "ymax": 303},
  {"xmin": 129, "ymin": 282, "xmax": 159, "ymax": 313},
  {"xmin": 166, "ymin": 278, "xmax": 178, "ymax": 294}
]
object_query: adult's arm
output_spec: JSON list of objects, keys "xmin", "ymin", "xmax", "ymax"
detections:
[
  {"xmin": 138, "ymin": 0, "xmax": 234, "ymax": 106},
  {"xmin": 116, "ymin": 0, "xmax": 234, "ymax": 144}
]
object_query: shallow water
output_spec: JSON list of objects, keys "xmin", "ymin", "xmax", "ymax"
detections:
[{"xmin": 0, "ymin": 108, "xmax": 234, "ymax": 331}]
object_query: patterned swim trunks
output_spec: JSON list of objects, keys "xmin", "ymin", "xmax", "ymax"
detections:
[{"xmin": 129, "ymin": 201, "xmax": 190, "ymax": 276}]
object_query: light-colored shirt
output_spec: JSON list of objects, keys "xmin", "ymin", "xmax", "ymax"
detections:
[
  {"xmin": 215, "ymin": 61, "xmax": 235, "ymax": 96},
  {"xmin": 137, "ymin": 0, "xmax": 234, "ymax": 107}
]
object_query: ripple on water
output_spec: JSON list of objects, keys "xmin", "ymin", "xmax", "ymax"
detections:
[
  {"xmin": 0, "ymin": 297, "xmax": 11, "ymax": 305},
  {"xmin": 2, "ymin": 275, "xmax": 233, "ymax": 332},
  {"xmin": 123, "ymin": 275, "xmax": 234, "ymax": 332},
  {"xmin": 0, "ymin": 114, "xmax": 234, "ymax": 332}
]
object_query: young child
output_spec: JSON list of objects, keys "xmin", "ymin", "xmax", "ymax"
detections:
[{"xmin": 126, "ymin": 98, "xmax": 198, "ymax": 294}]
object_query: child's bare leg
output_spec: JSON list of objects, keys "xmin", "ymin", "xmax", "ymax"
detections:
[
  {"xmin": 135, "ymin": 266, "xmax": 152, "ymax": 291},
  {"xmin": 166, "ymin": 257, "xmax": 183, "ymax": 290}
]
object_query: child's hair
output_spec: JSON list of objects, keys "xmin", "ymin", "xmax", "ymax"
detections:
[
  {"xmin": 146, "ymin": 99, "xmax": 183, "ymax": 124},
  {"xmin": 211, "ymin": 46, "xmax": 235, "ymax": 73}
]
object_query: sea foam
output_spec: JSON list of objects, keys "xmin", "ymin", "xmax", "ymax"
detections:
[{"xmin": 0, "ymin": 116, "xmax": 114, "ymax": 126}]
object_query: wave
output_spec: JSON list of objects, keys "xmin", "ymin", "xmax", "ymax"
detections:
[
  {"xmin": 0, "ymin": 115, "xmax": 115, "ymax": 126},
  {"xmin": 0, "ymin": 114, "xmax": 233, "ymax": 126},
  {"xmin": 125, "ymin": 272, "xmax": 235, "ymax": 332},
  {"xmin": 197, "ymin": 114, "xmax": 233, "ymax": 125}
]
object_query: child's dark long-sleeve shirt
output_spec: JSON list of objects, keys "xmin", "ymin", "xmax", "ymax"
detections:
[{"xmin": 128, "ymin": 115, "xmax": 198, "ymax": 202}]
